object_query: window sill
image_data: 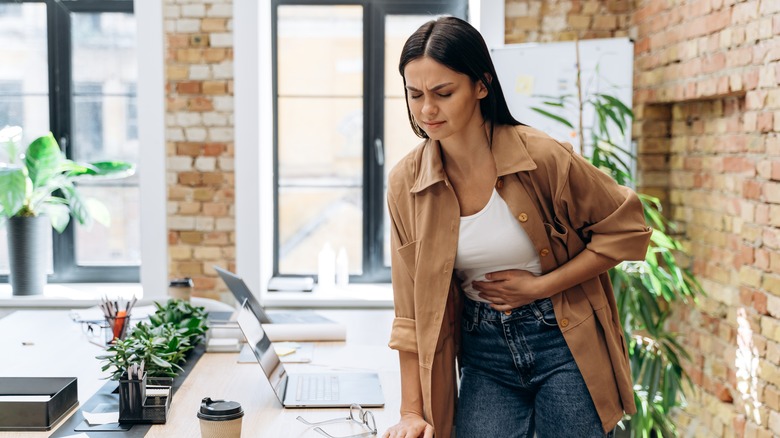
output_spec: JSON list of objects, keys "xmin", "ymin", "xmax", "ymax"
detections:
[
  {"xmin": 262, "ymin": 283, "xmax": 393, "ymax": 309},
  {"xmin": 0, "ymin": 282, "xmax": 394, "ymax": 309},
  {"xmin": 0, "ymin": 283, "xmax": 143, "ymax": 308}
]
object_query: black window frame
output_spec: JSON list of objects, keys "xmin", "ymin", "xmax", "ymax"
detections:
[
  {"xmin": 0, "ymin": 0, "xmax": 139, "ymax": 283},
  {"xmin": 271, "ymin": 0, "xmax": 467, "ymax": 283}
]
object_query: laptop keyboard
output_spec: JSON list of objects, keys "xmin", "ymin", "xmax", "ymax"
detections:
[{"xmin": 296, "ymin": 375, "xmax": 340, "ymax": 401}]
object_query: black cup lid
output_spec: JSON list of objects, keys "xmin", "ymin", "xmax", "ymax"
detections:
[
  {"xmin": 169, "ymin": 277, "xmax": 193, "ymax": 288},
  {"xmin": 197, "ymin": 397, "xmax": 244, "ymax": 421}
]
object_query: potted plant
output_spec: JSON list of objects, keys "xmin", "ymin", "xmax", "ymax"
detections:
[
  {"xmin": 98, "ymin": 299, "xmax": 210, "ymax": 382},
  {"xmin": 0, "ymin": 126, "xmax": 135, "ymax": 295}
]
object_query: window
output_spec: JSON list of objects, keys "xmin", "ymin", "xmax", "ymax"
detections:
[
  {"xmin": 0, "ymin": 0, "xmax": 139, "ymax": 282},
  {"xmin": 272, "ymin": 0, "xmax": 466, "ymax": 283}
]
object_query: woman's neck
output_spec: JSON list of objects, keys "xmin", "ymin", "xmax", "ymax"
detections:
[{"xmin": 439, "ymin": 124, "xmax": 492, "ymax": 178}]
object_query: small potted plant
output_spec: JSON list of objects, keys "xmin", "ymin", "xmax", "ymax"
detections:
[
  {"xmin": 98, "ymin": 299, "xmax": 210, "ymax": 385},
  {"xmin": 0, "ymin": 126, "xmax": 135, "ymax": 295}
]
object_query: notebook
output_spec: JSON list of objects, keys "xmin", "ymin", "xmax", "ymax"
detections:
[{"xmin": 236, "ymin": 300, "xmax": 385, "ymax": 408}]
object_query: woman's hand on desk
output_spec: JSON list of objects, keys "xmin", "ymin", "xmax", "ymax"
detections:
[
  {"xmin": 473, "ymin": 269, "xmax": 544, "ymax": 312},
  {"xmin": 382, "ymin": 413, "xmax": 433, "ymax": 438}
]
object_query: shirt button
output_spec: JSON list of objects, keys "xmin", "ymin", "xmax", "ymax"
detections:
[
  {"xmin": 518, "ymin": 213, "xmax": 528, "ymax": 222},
  {"xmin": 560, "ymin": 318, "xmax": 569, "ymax": 327},
  {"xmin": 496, "ymin": 178, "xmax": 504, "ymax": 189},
  {"xmin": 540, "ymin": 248, "xmax": 550, "ymax": 257}
]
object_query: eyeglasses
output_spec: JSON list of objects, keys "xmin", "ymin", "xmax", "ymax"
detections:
[{"xmin": 296, "ymin": 403, "xmax": 377, "ymax": 438}]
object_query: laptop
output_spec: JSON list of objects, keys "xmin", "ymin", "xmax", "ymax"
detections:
[
  {"xmin": 214, "ymin": 266, "xmax": 332, "ymax": 324},
  {"xmin": 235, "ymin": 300, "xmax": 385, "ymax": 408}
]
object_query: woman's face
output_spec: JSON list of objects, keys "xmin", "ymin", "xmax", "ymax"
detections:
[{"xmin": 403, "ymin": 56, "xmax": 487, "ymax": 142}]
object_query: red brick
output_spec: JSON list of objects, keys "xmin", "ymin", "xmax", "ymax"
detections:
[
  {"xmin": 755, "ymin": 291, "xmax": 769, "ymax": 315},
  {"xmin": 203, "ymin": 143, "xmax": 226, "ymax": 156},
  {"xmin": 176, "ymin": 81, "xmax": 201, "ymax": 94},
  {"xmin": 178, "ymin": 172, "xmax": 203, "ymax": 186},
  {"xmin": 177, "ymin": 142, "xmax": 201, "ymax": 156},
  {"xmin": 744, "ymin": 180, "xmax": 762, "ymax": 199}
]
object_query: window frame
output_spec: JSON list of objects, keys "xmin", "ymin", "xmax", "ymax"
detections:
[
  {"xmin": 0, "ymin": 0, "xmax": 139, "ymax": 283},
  {"xmin": 271, "ymin": 0, "xmax": 466, "ymax": 284}
]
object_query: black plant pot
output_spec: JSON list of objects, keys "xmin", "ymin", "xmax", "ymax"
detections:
[{"xmin": 7, "ymin": 216, "xmax": 49, "ymax": 296}]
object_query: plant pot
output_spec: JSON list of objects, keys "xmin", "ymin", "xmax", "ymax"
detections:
[{"xmin": 7, "ymin": 216, "xmax": 49, "ymax": 296}]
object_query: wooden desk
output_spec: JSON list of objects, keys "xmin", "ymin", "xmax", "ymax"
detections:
[{"xmin": 0, "ymin": 309, "xmax": 401, "ymax": 438}]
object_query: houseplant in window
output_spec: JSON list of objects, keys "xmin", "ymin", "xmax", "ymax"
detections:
[{"xmin": 0, "ymin": 126, "xmax": 134, "ymax": 295}]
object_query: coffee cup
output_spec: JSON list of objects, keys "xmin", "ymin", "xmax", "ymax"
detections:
[{"xmin": 197, "ymin": 397, "xmax": 244, "ymax": 438}]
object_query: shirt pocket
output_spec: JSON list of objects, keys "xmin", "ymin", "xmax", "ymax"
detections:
[
  {"xmin": 543, "ymin": 216, "xmax": 571, "ymax": 264},
  {"xmin": 396, "ymin": 239, "xmax": 418, "ymax": 278}
]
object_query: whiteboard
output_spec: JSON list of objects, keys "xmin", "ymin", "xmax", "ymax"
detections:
[{"xmin": 491, "ymin": 38, "xmax": 634, "ymax": 167}]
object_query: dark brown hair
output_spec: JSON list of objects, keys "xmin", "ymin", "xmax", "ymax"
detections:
[{"xmin": 398, "ymin": 16, "xmax": 521, "ymax": 142}]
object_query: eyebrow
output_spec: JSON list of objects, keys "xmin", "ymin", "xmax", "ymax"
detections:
[{"xmin": 405, "ymin": 82, "xmax": 454, "ymax": 92}]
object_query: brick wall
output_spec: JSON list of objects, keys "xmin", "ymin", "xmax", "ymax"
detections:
[
  {"xmin": 164, "ymin": 0, "xmax": 235, "ymax": 301},
  {"xmin": 505, "ymin": 0, "xmax": 634, "ymax": 43},
  {"xmin": 503, "ymin": 0, "xmax": 780, "ymax": 437},
  {"xmin": 632, "ymin": 0, "xmax": 780, "ymax": 436}
]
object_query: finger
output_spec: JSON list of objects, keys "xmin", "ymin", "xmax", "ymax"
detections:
[
  {"xmin": 490, "ymin": 303, "xmax": 513, "ymax": 312},
  {"xmin": 472, "ymin": 281, "xmax": 502, "ymax": 292},
  {"xmin": 485, "ymin": 269, "xmax": 517, "ymax": 280},
  {"xmin": 423, "ymin": 424, "xmax": 435, "ymax": 438},
  {"xmin": 478, "ymin": 292, "xmax": 504, "ymax": 304}
]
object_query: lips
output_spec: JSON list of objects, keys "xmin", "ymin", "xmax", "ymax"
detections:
[{"xmin": 423, "ymin": 121, "xmax": 445, "ymax": 128}]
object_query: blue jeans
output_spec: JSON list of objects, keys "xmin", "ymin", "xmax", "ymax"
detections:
[{"xmin": 455, "ymin": 298, "xmax": 613, "ymax": 438}]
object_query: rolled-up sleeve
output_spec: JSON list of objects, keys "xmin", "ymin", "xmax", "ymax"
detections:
[
  {"xmin": 559, "ymin": 151, "xmax": 652, "ymax": 262},
  {"xmin": 387, "ymin": 181, "xmax": 419, "ymax": 353}
]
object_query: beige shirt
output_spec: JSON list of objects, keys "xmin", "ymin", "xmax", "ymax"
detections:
[{"xmin": 386, "ymin": 124, "xmax": 652, "ymax": 437}]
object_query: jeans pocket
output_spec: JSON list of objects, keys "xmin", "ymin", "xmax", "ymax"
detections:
[
  {"xmin": 461, "ymin": 315, "xmax": 477, "ymax": 333},
  {"xmin": 539, "ymin": 303, "xmax": 558, "ymax": 327}
]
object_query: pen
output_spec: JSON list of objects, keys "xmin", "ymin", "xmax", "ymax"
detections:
[{"xmin": 114, "ymin": 309, "xmax": 127, "ymax": 340}]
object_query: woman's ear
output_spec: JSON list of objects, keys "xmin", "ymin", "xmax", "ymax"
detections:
[{"xmin": 476, "ymin": 76, "xmax": 490, "ymax": 99}]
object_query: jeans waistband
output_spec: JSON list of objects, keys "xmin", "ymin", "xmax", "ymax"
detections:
[{"xmin": 463, "ymin": 297, "xmax": 553, "ymax": 324}]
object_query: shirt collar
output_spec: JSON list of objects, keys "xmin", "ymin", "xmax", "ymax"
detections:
[{"xmin": 410, "ymin": 124, "xmax": 537, "ymax": 193}]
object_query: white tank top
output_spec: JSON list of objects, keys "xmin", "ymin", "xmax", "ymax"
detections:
[{"xmin": 454, "ymin": 189, "xmax": 542, "ymax": 303}]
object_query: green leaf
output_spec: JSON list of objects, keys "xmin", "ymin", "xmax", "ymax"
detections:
[
  {"xmin": 530, "ymin": 107, "xmax": 575, "ymax": 129},
  {"xmin": 43, "ymin": 202, "xmax": 71, "ymax": 233},
  {"xmin": 85, "ymin": 198, "xmax": 111, "ymax": 227},
  {"xmin": 61, "ymin": 183, "xmax": 91, "ymax": 226},
  {"xmin": 0, "ymin": 167, "xmax": 26, "ymax": 217},
  {"xmin": 24, "ymin": 133, "xmax": 62, "ymax": 189},
  {"xmin": 70, "ymin": 161, "xmax": 136, "ymax": 179}
]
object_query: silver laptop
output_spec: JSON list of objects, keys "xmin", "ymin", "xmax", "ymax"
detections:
[
  {"xmin": 214, "ymin": 266, "xmax": 332, "ymax": 324},
  {"xmin": 235, "ymin": 300, "xmax": 385, "ymax": 408}
]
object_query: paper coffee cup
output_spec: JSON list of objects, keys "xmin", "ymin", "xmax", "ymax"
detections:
[{"xmin": 197, "ymin": 397, "xmax": 244, "ymax": 438}]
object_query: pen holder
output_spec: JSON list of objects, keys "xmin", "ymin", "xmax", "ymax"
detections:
[
  {"xmin": 119, "ymin": 371, "xmax": 147, "ymax": 422},
  {"xmin": 105, "ymin": 314, "xmax": 132, "ymax": 345}
]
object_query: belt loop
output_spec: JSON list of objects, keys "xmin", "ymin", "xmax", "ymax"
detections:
[
  {"xmin": 530, "ymin": 300, "xmax": 543, "ymax": 320},
  {"xmin": 473, "ymin": 301, "xmax": 481, "ymax": 325}
]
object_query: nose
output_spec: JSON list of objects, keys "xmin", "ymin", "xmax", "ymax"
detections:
[{"xmin": 421, "ymin": 97, "xmax": 437, "ymax": 117}]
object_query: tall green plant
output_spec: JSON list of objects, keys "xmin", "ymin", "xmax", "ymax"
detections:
[
  {"xmin": 0, "ymin": 127, "xmax": 135, "ymax": 232},
  {"xmin": 532, "ymin": 71, "xmax": 703, "ymax": 436}
]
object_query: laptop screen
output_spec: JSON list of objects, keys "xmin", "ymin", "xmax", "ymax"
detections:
[
  {"xmin": 215, "ymin": 266, "xmax": 272, "ymax": 324},
  {"xmin": 236, "ymin": 300, "xmax": 288, "ymax": 403}
]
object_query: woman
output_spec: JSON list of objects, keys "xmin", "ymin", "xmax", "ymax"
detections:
[{"xmin": 383, "ymin": 17, "xmax": 651, "ymax": 438}]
